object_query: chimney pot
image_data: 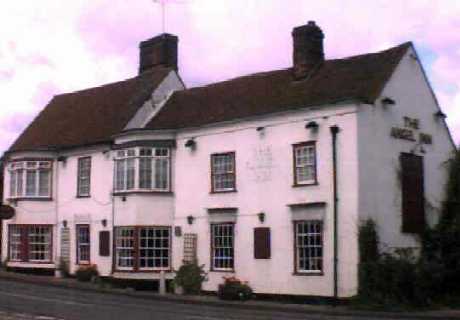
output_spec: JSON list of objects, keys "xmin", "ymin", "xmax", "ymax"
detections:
[
  {"xmin": 139, "ymin": 33, "xmax": 178, "ymax": 74},
  {"xmin": 292, "ymin": 21, "xmax": 325, "ymax": 79}
]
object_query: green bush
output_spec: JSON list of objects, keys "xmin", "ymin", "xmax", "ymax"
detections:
[
  {"xmin": 357, "ymin": 151, "xmax": 460, "ymax": 307},
  {"xmin": 75, "ymin": 264, "xmax": 99, "ymax": 282},
  {"xmin": 218, "ymin": 277, "xmax": 253, "ymax": 301},
  {"xmin": 358, "ymin": 220, "xmax": 428, "ymax": 307},
  {"xmin": 174, "ymin": 263, "xmax": 207, "ymax": 294},
  {"xmin": 358, "ymin": 219, "xmax": 379, "ymax": 264}
]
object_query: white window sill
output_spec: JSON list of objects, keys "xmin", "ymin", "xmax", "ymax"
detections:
[{"xmin": 7, "ymin": 261, "xmax": 55, "ymax": 269}]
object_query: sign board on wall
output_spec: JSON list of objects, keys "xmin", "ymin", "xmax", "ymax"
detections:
[{"xmin": 391, "ymin": 116, "xmax": 432, "ymax": 144}]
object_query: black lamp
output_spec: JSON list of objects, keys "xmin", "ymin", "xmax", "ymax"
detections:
[
  {"xmin": 258, "ymin": 212, "xmax": 265, "ymax": 223},
  {"xmin": 185, "ymin": 139, "xmax": 196, "ymax": 148},
  {"xmin": 305, "ymin": 121, "xmax": 319, "ymax": 132},
  {"xmin": 187, "ymin": 215, "xmax": 195, "ymax": 225},
  {"xmin": 381, "ymin": 97, "xmax": 396, "ymax": 106}
]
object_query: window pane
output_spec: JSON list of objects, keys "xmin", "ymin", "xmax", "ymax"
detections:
[
  {"xmin": 139, "ymin": 158, "xmax": 152, "ymax": 189},
  {"xmin": 10, "ymin": 171, "xmax": 16, "ymax": 197},
  {"xmin": 295, "ymin": 221, "xmax": 323, "ymax": 272},
  {"xmin": 211, "ymin": 224, "xmax": 234, "ymax": 270},
  {"xmin": 154, "ymin": 158, "xmax": 169, "ymax": 190},
  {"xmin": 78, "ymin": 158, "xmax": 91, "ymax": 196},
  {"xmin": 138, "ymin": 227, "xmax": 170, "ymax": 270},
  {"xmin": 115, "ymin": 227, "xmax": 135, "ymax": 269},
  {"xmin": 26, "ymin": 170, "xmax": 37, "ymax": 196},
  {"xmin": 115, "ymin": 160, "xmax": 126, "ymax": 191},
  {"xmin": 294, "ymin": 144, "xmax": 316, "ymax": 184},
  {"xmin": 17, "ymin": 169, "xmax": 23, "ymax": 196},
  {"xmin": 28, "ymin": 226, "xmax": 52, "ymax": 262},
  {"xmin": 9, "ymin": 225, "xmax": 22, "ymax": 261},
  {"xmin": 77, "ymin": 225, "xmax": 90, "ymax": 263},
  {"xmin": 126, "ymin": 158, "xmax": 135, "ymax": 190},
  {"xmin": 212, "ymin": 154, "xmax": 235, "ymax": 192},
  {"xmin": 38, "ymin": 169, "xmax": 50, "ymax": 196}
]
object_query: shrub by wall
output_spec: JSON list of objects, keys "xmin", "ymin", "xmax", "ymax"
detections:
[
  {"xmin": 174, "ymin": 263, "xmax": 207, "ymax": 295},
  {"xmin": 75, "ymin": 265, "xmax": 99, "ymax": 282},
  {"xmin": 218, "ymin": 277, "xmax": 253, "ymax": 301}
]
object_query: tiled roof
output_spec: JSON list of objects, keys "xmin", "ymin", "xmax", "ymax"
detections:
[
  {"xmin": 9, "ymin": 67, "xmax": 171, "ymax": 152},
  {"xmin": 146, "ymin": 42, "xmax": 410, "ymax": 130}
]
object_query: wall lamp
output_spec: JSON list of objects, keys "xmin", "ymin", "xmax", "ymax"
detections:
[
  {"xmin": 57, "ymin": 156, "xmax": 67, "ymax": 167},
  {"xmin": 185, "ymin": 139, "xmax": 196, "ymax": 149},
  {"xmin": 101, "ymin": 219, "xmax": 107, "ymax": 227},
  {"xmin": 62, "ymin": 220, "xmax": 68, "ymax": 228},
  {"xmin": 258, "ymin": 212, "xmax": 266, "ymax": 223},
  {"xmin": 305, "ymin": 121, "xmax": 319, "ymax": 132},
  {"xmin": 381, "ymin": 97, "xmax": 396, "ymax": 106},
  {"xmin": 434, "ymin": 111, "xmax": 447, "ymax": 120},
  {"xmin": 187, "ymin": 215, "xmax": 195, "ymax": 225}
]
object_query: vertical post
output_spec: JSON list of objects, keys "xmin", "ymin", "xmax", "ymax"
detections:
[
  {"xmin": 330, "ymin": 125, "xmax": 340, "ymax": 304},
  {"xmin": 159, "ymin": 270, "xmax": 166, "ymax": 295}
]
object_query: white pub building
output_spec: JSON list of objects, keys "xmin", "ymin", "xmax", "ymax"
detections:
[{"xmin": 1, "ymin": 22, "xmax": 455, "ymax": 298}]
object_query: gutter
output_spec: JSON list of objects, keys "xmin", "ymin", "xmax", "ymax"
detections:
[{"xmin": 330, "ymin": 125, "xmax": 340, "ymax": 302}]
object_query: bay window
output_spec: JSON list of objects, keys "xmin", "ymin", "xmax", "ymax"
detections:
[
  {"xmin": 9, "ymin": 161, "xmax": 52, "ymax": 199},
  {"xmin": 114, "ymin": 148, "xmax": 170, "ymax": 193},
  {"xmin": 115, "ymin": 226, "xmax": 171, "ymax": 271},
  {"xmin": 8, "ymin": 225, "xmax": 53, "ymax": 263}
]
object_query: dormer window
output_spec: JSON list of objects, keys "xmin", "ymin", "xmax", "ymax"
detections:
[
  {"xmin": 114, "ymin": 147, "xmax": 170, "ymax": 193},
  {"xmin": 8, "ymin": 161, "xmax": 52, "ymax": 199}
]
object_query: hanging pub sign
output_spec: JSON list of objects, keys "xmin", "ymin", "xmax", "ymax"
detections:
[
  {"xmin": 0, "ymin": 205, "xmax": 15, "ymax": 219},
  {"xmin": 391, "ymin": 116, "xmax": 432, "ymax": 145}
]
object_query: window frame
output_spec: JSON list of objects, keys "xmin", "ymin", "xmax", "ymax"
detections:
[
  {"xmin": 8, "ymin": 160, "xmax": 53, "ymax": 200},
  {"xmin": 8, "ymin": 224, "xmax": 53, "ymax": 264},
  {"xmin": 292, "ymin": 141, "xmax": 317, "ymax": 187},
  {"xmin": 113, "ymin": 226, "xmax": 171, "ymax": 272},
  {"xmin": 76, "ymin": 224, "xmax": 91, "ymax": 265},
  {"xmin": 77, "ymin": 157, "xmax": 92, "ymax": 197},
  {"xmin": 210, "ymin": 152, "xmax": 236, "ymax": 193},
  {"xmin": 210, "ymin": 223, "xmax": 235, "ymax": 272},
  {"xmin": 293, "ymin": 220, "xmax": 323, "ymax": 275},
  {"xmin": 113, "ymin": 148, "xmax": 171, "ymax": 194}
]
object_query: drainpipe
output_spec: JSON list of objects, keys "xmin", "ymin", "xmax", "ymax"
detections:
[{"xmin": 330, "ymin": 125, "xmax": 340, "ymax": 303}]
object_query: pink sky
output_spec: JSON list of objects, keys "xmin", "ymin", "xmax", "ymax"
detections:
[{"xmin": 1, "ymin": 0, "xmax": 459, "ymax": 153}]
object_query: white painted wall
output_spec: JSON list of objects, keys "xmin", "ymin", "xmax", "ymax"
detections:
[
  {"xmin": 172, "ymin": 104, "xmax": 360, "ymax": 297},
  {"xmin": 1, "ymin": 146, "xmax": 115, "ymax": 275},
  {"xmin": 357, "ymin": 47, "xmax": 455, "ymax": 252}
]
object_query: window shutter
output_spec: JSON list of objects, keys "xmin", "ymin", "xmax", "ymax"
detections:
[
  {"xmin": 99, "ymin": 231, "xmax": 110, "ymax": 256},
  {"xmin": 400, "ymin": 153, "xmax": 425, "ymax": 233},
  {"xmin": 254, "ymin": 227, "xmax": 271, "ymax": 259}
]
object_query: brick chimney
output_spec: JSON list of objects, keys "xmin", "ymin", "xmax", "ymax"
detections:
[
  {"xmin": 292, "ymin": 21, "xmax": 324, "ymax": 79},
  {"xmin": 139, "ymin": 33, "xmax": 178, "ymax": 74}
]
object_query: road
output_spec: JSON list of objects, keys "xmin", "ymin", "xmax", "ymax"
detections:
[{"xmin": 0, "ymin": 279, "xmax": 428, "ymax": 320}]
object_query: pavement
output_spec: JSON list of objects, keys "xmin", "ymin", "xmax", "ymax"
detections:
[{"xmin": 0, "ymin": 270, "xmax": 459, "ymax": 320}]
